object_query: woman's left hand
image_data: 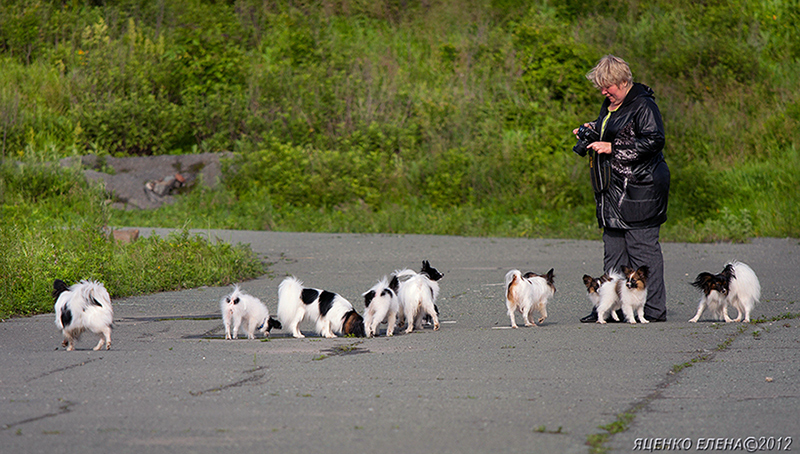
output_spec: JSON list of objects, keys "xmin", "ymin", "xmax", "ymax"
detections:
[{"xmin": 588, "ymin": 141, "xmax": 612, "ymax": 154}]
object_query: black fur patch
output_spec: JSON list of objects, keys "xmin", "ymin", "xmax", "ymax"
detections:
[
  {"xmin": 318, "ymin": 291, "xmax": 336, "ymax": 316},
  {"xmin": 381, "ymin": 288, "xmax": 395, "ymax": 298},
  {"xmin": 388, "ymin": 275, "xmax": 400, "ymax": 293},
  {"xmin": 364, "ymin": 290, "xmax": 376, "ymax": 307},
  {"xmin": 232, "ymin": 297, "xmax": 240, "ymax": 305},
  {"xmin": 60, "ymin": 307, "xmax": 73, "ymax": 327},
  {"xmin": 91, "ymin": 297, "xmax": 103, "ymax": 307},
  {"xmin": 53, "ymin": 279, "xmax": 70, "ymax": 301},
  {"xmin": 267, "ymin": 317, "xmax": 282, "ymax": 331},
  {"xmin": 301, "ymin": 288, "xmax": 320, "ymax": 305}
]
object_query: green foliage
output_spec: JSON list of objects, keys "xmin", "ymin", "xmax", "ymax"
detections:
[
  {"xmin": 0, "ymin": 159, "xmax": 265, "ymax": 319},
  {"xmin": 1, "ymin": 0, "xmax": 799, "ymax": 242}
]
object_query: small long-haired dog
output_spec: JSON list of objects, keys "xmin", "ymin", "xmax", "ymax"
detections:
[
  {"xmin": 582, "ymin": 273, "xmax": 619, "ymax": 320},
  {"xmin": 53, "ymin": 279, "xmax": 113, "ymax": 351},
  {"xmin": 277, "ymin": 277, "xmax": 366, "ymax": 338},
  {"xmin": 594, "ymin": 266, "xmax": 650, "ymax": 324},
  {"xmin": 689, "ymin": 261, "xmax": 760, "ymax": 323},
  {"xmin": 220, "ymin": 285, "xmax": 281, "ymax": 340},
  {"xmin": 392, "ymin": 260, "xmax": 444, "ymax": 334},
  {"xmin": 362, "ymin": 276, "xmax": 400, "ymax": 337},
  {"xmin": 504, "ymin": 268, "xmax": 555, "ymax": 328}
]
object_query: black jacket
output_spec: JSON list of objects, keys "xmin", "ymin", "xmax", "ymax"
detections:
[{"xmin": 589, "ymin": 83, "xmax": 669, "ymax": 229}]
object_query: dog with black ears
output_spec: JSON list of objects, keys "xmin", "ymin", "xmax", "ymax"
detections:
[
  {"xmin": 277, "ymin": 276, "xmax": 366, "ymax": 338},
  {"xmin": 391, "ymin": 260, "xmax": 444, "ymax": 334},
  {"xmin": 689, "ymin": 261, "xmax": 760, "ymax": 323}
]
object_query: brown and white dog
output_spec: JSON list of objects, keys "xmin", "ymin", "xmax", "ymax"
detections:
[
  {"xmin": 277, "ymin": 277, "xmax": 365, "ymax": 338},
  {"xmin": 504, "ymin": 268, "xmax": 555, "ymax": 328},
  {"xmin": 594, "ymin": 266, "xmax": 649, "ymax": 324},
  {"xmin": 582, "ymin": 272, "xmax": 620, "ymax": 322}
]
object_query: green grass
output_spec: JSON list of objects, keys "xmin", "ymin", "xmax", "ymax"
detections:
[{"xmin": 0, "ymin": 159, "xmax": 266, "ymax": 319}]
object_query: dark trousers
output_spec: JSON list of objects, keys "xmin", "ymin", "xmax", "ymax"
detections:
[{"xmin": 603, "ymin": 227, "xmax": 667, "ymax": 321}]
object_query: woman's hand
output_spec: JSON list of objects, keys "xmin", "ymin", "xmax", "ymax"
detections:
[{"xmin": 588, "ymin": 141, "xmax": 612, "ymax": 154}]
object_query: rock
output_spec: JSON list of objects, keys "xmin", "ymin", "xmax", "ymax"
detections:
[{"xmin": 60, "ymin": 152, "xmax": 231, "ymax": 210}]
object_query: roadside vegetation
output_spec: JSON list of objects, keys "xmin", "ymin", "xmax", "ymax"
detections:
[{"xmin": 1, "ymin": 0, "xmax": 798, "ymax": 316}]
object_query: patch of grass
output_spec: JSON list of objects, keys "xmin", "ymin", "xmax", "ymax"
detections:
[
  {"xmin": 588, "ymin": 412, "xmax": 636, "ymax": 453},
  {"xmin": 0, "ymin": 160, "xmax": 266, "ymax": 319}
]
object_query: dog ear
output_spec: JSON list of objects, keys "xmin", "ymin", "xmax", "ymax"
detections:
[
  {"xmin": 53, "ymin": 279, "xmax": 70, "ymax": 301},
  {"xmin": 721, "ymin": 263, "xmax": 736, "ymax": 282},
  {"xmin": 363, "ymin": 290, "xmax": 376, "ymax": 307},
  {"xmin": 637, "ymin": 265, "xmax": 649, "ymax": 280},
  {"xmin": 621, "ymin": 265, "xmax": 633, "ymax": 276},
  {"xmin": 692, "ymin": 272, "xmax": 715, "ymax": 289},
  {"xmin": 267, "ymin": 317, "xmax": 282, "ymax": 331},
  {"xmin": 582, "ymin": 275, "xmax": 594, "ymax": 287}
]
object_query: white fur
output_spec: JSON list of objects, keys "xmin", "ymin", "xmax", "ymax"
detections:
[
  {"xmin": 504, "ymin": 269, "xmax": 554, "ymax": 328},
  {"xmin": 54, "ymin": 280, "xmax": 113, "ymax": 351},
  {"xmin": 220, "ymin": 285, "xmax": 271, "ymax": 339},
  {"xmin": 277, "ymin": 277, "xmax": 360, "ymax": 338},
  {"xmin": 689, "ymin": 261, "xmax": 760, "ymax": 323},
  {"xmin": 596, "ymin": 269, "xmax": 648, "ymax": 324},
  {"xmin": 362, "ymin": 277, "xmax": 399, "ymax": 337},
  {"xmin": 394, "ymin": 269, "xmax": 440, "ymax": 334}
]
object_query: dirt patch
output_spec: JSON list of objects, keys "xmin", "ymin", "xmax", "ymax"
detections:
[{"xmin": 60, "ymin": 152, "xmax": 232, "ymax": 210}]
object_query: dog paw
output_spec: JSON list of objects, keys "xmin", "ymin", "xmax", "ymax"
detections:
[
  {"xmin": 596, "ymin": 320, "xmax": 607, "ymax": 324},
  {"xmin": 688, "ymin": 318, "xmax": 698, "ymax": 323},
  {"xmin": 537, "ymin": 317, "xmax": 546, "ymax": 324}
]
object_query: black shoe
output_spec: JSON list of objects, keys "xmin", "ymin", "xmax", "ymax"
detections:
[
  {"xmin": 607, "ymin": 309, "xmax": 626, "ymax": 323},
  {"xmin": 644, "ymin": 314, "xmax": 666, "ymax": 322},
  {"xmin": 580, "ymin": 309, "xmax": 598, "ymax": 323}
]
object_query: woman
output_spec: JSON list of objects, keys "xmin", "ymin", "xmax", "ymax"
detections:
[{"xmin": 575, "ymin": 55, "xmax": 670, "ymax": 323}]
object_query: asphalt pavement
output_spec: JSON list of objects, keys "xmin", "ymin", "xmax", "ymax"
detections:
[{"xmin": 1, "ymin": 230, "xmax": 798, "ymax": 453}]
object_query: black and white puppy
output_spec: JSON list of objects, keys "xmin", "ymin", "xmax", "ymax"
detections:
[
  {"xmin": 220, "ymin": 284, "xmax": 281, "ymax": 340},
  {"xmin": 689, "ymin": 261, "xmax": 760, "ymax": 323},
  {"xmin": 362, "ymin": 276, "xmax": 400, "ymax": 337},
  {"xmin": 53, "ymin": 279, "xmax": 113, "ymax": 351},
  {"xmin": 595, "ymin": 266, "xmax": 649, "ymax": 324},
  {"xmin": 582, "ymin": 273, "xmax": 621, "ymax": 322},
  {"xmin": 277, "ymin": 277, "xmax": 366, "ymax": 338},
  {"xmin": 392, "ymin": 260, "xmax": 444, "ymax": 334},
  {"xmin": 505, "ymin": 268, "xmax": 555, "ymax": 328}
]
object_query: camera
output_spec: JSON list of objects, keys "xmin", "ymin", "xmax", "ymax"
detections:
[{"xmin": 572, "ymin": 125, "xmax": 600, "ymax": 157}]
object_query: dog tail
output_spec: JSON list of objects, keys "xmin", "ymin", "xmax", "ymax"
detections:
[
  {"xmin": 277, "ymin": 276, "xmax": 304, "ymax": 325},
  {"xmin": 728, "ymin": 261, "xmax": 761, "ymax": 303},
  {"xmin": 504, "ymin": 269, "xmax": 521, "ymax": 300}
]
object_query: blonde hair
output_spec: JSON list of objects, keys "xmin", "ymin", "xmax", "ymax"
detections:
[{"xmin": 586, "ymin": 55, "xmax": 633, "ymax": 89}]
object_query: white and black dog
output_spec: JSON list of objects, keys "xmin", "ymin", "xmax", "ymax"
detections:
[
  {"xmin": 689, "ymin": 261, "xmax": 760, "ymax": 323},
  {"xmin": 594, "ymin": 266, "xmax": 650, "ymax": 324},
  {"xmin": 53, "ymin": 279, "xmax": 113, "ymax": 351},
  {"xmin": 362, "ymin": 276, "xmax": 400, "ymax": 337},
  {"xmin": 504, "ymin": 268, "xmax": 555, "ymax": 328},
  {"xmin": 220, "ymin": 284, "xmax": 281, "ymax": 339},
  {"xmin": 392, "ymin": 260, "xmax": 444, "ymax": 334},
  {"xmin": 277, "ymin": 277, "xmax": 366, "ymax": 338}
]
